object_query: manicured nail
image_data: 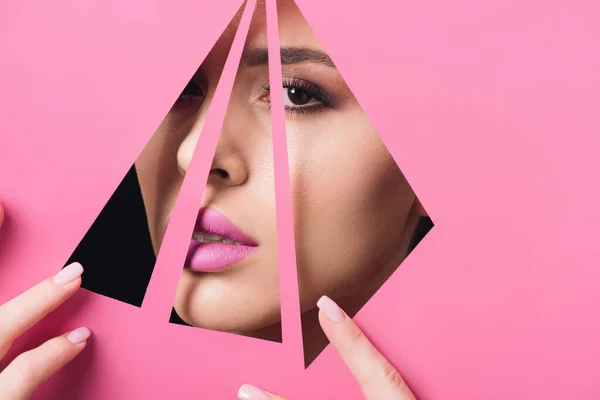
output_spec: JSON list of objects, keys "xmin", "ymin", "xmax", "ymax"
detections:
[
  {"xmin": 317, "ymin": 295, "xmax": 345, "ymax": 323},
  {"xmin": 52, "ymin": 262, "xmax": 84, "ymax": 285},
  {"xmin": 237, "ymin": 384, "xmax": 271, "ymax": 400},
  {"xmin": 66, "ymin": 327, "xmax": 91, "ymax": 344}
]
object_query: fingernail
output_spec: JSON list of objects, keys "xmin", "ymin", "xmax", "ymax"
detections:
[
  {"xmin": 66, "ymin": 327, "xmax": 91, "ymax": 344},
  {"xmin": 52, "ymin": 262, "xmax": 84, "ymax": 285},
  {"xmin": 237, "ymin": 384, "xmax": 270, "ymax": 400},
  {"xmin": 317, "ymin": 295, "xmax": 345, "ymax": 323}
]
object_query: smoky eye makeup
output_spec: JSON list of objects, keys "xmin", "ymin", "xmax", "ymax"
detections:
[{"xmin": 261, "ymin": 76, "xmax": 335, "ymax": 116}]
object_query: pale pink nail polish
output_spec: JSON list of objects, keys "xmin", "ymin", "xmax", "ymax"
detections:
[
  {"xmin": 52, "ymin": 262, "xmax": 84, "ymax": 285},
  {"xmin": 66, "ymin": 327, "xmax": 91, "ymax": 344},
  {"xmin": 317, "ymin": 295, "xmax": 345, "ymax": 323},
  {"xmin": 237, "ymin": 384, "xmax": 271, "ymax": 400}
]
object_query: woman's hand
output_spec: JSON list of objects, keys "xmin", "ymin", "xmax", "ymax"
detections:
[
  {"xmin": 237, "ymin": 296, "xmax": 416, "ymax": 400},
  {"xmin": 0, "ymin": 204, "xmax": 91, "ymax": 400}
]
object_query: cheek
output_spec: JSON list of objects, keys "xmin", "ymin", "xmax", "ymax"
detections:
[
  {"xmin": 136, "ymin": 109, "xmax": 199, "ymax": 251},
  {"xmin": 174, "ymin": 110, "xmax": 281, "ymax": 331},
  {"xmin": 287, "ymin": 114, "xmax": 414, "ymax": 303}
]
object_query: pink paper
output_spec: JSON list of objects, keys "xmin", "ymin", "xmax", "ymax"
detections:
[{"xmin": 1, "ymin": 0, "xmax": 599, "ymax": 398}]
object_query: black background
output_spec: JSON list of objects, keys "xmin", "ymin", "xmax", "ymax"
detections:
[{"xmin": 65, "ymin": 165, "xmax": 155, "ymax": 306}]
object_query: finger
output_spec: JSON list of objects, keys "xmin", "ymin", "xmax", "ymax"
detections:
[
  {"xmin": 0, "ymin": 262, "xmax": 84, "ymax": 358},
  {"xmin": 0, "ymin": 327, "xmax": 90, "ymax": 400},
  {"xmin": 317, "ymin": 296, "xmax": 416, "ymax": 400},
  {"xmin": 0, "ymin": 203, "xmax": 4, "ymax": 228},
  {"xmin": 237, "ymin": 384, "xmax": 286, "ymax": 400}
]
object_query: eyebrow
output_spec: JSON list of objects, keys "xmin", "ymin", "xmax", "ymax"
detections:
[{"xmin": 242, "ymin": 47, "xmax": 336, "ymax": 68}]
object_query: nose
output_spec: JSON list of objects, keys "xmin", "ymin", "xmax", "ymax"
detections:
[
  {"xmin": 176, "ymin": 120, "xmax": 249, "ymax": 188},
  {"xmin": 207, "ymin": 138, "xmax": 249, "ymax": 187}
]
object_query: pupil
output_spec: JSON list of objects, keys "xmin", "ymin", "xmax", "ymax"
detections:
[{"xmin": 287, "ymin": 87, "xmax": 311, "ymax": 105}]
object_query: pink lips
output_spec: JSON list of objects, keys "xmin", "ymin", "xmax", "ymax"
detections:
[{"xmin": 185, "ymin": 207, "xmax": 258, "ymax": 272}]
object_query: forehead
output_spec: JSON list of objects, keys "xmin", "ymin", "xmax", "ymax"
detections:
[{"xmin": 201, "ymin": 0, "xmax": 327, "ymax": 78}]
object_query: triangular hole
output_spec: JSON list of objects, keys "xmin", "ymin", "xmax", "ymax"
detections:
[
  {"xmin": 273, "ymin": 0, "xmax": 434, "ymax": 366},
  {"xmin": 63, "ymin": 5, "xmax": 244, "ymax": 307},
  {"xmin": 166, "ymin": 0, "xmax": 283, "ymax": 343}
]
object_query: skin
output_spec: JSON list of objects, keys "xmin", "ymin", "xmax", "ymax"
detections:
[
  {"xmin": 239, "ymin": 296, "xmax": 418, "ymax": 400},
  {"xmin": 0, "ymin": 2, "xmax": 428, "ymax": 392},
  {"xmin": 0, "ymin": 203, "xmax": 417, "ymax": 398},
  {"xmin": 0, "ymin": 204, "xmax": 91, "ymax": 400},
  {"xmin": 135, "ymin": 0, "xmax": 426, "ymax": 360}
]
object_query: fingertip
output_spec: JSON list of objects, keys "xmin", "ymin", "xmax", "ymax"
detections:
[
  {"xmin": 317, "ymin": 308, "xmax": 331, "ymax": 330},
  {"xmin": 70, "ymin": 275, "xmax": 83, "ymax": 290},
  {"xmin": 52, "ymin": 262, "xmax": 84, "ymax": 286},
  {"xmin": 316, "ymin": 295, "xmax": 345, "ymax": 323},
  {"xmin": 66, "ymin": 327, "xmax": 91, "ymax": 344},
  {"xmin": 237, "ymin": 383, "xmax": 272, "ymax": 399},
  {"xmin": 53, "ymin": 274, "xmax": 83, "ymax": 298}
]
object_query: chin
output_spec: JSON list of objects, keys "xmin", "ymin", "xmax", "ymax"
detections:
[
  {"xmin": 175, "ymin": 301, "xmax": 281, "ymax": 335},
  {"xmin": 182, "ymin": 314, "xmax": 259, "ymax": 335}
]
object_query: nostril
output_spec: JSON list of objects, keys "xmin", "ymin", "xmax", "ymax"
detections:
[{"xmin": 211, "ymin": 168, "xmax": 229, "ymax": 179}]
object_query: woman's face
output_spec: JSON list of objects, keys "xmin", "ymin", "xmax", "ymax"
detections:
[{"xmin": 135, "ymin": 0, "xmax": 419, "ymax": 335}]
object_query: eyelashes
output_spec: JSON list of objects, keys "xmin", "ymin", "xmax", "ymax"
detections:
[
  {"xmin": 263, "ymin": 77, "xmax": 332, "ymax": 116},
  {"xmin": 175, "ymin": 76, "xmax": 333, "ymax": 117}
]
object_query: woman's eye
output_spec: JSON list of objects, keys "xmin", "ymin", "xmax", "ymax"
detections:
[
  {"xmin": 259, "ymin": 78, "xmax": 330, "ymax": 115},
  {"xmin": 176, "ymin": 81, "xmax": 205, "ymax": 103},
  {"xmin": 282, "ymin": 87, "xmax": 319, "ymax": 107}
]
